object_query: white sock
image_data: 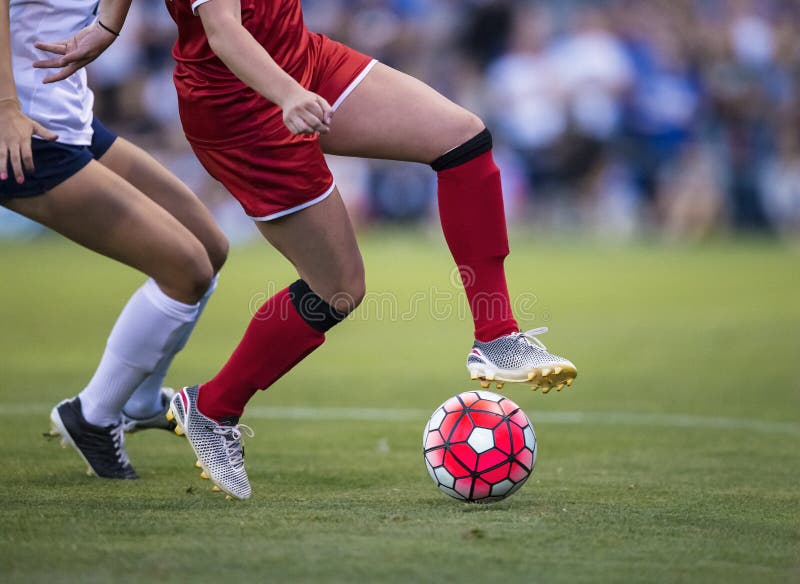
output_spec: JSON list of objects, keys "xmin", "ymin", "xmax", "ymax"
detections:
[
  {"xmin": 79, "ymin": 279, "xmax": 200, "ymax": 426},
  {"xmin": 122, "ymin": 275, "xmax": 218, "ymax": 419}
]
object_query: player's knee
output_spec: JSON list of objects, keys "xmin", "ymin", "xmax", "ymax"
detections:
[
  {"xmin": 439, "ymin": 110, "xmax": 486, "ymax": 159},
  {"xmin": 346, "ymin": 278, "xmax": 367, "ymax": 312},
  {"xmin": 462, "ymin": 112, "xmax": 487, "ymax": 142},
  {"xmin": 206, "ymin": 230, "xmax": 229, "ymax": 274},
  {"xmin": 431, "ymin": 119, "xmax": 493, "ymax": 173},
  {"xmin": 174, "ymin": 241, "xmax": 215, "ymax": 303},
  {"xmin": 329, "ymin": 268, "xmax": 366, "ymax": 314},
  {"xmin": 186, "ymin": 258, "xmax": 215, "ymax": 302}
]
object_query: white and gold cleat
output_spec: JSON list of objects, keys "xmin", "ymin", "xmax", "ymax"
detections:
[
  {"xmin": 467, "ymin": 327, "xmax": 577, "ymax": 393},
  {"xmin": 168, "ymin": 386, "xmax": 253, "ymax": 500}
]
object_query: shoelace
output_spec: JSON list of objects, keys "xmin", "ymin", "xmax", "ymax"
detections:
[
  {"xmin": 213, "ymin": 424, "xmax": 255, "ymax": 470},
  {"xmin": 120, "ymin": 418, "xmax": 137, "ymax": 433},
  {"xmin": 515, "ymin": 327, "xmax": 549, "ymax": 350},
  {"xmin": 109, "ymin": 423, "xmax": 131, "ymax": 467}
]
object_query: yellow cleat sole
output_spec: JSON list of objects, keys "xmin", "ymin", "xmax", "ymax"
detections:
[{"xmin": 472, "ymin": 363, "xmax": 578, "ymax": 393}]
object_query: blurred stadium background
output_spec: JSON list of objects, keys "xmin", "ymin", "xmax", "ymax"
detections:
[{"xmin": 4, "ymin": 0, "xmax": 800, "ymax": 244}]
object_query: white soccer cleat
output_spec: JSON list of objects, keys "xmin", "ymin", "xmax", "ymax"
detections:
[
  {"xmin": 466, "ymin": 327, "xmax": 577, "ymax": 393},
  {"xmin": 167, "ymin": 386, "xmax": 254, "ymax": 500}
]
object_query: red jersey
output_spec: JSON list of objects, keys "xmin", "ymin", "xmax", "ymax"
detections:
[{"xmin": 165, "ymin": 0, "xmax": 314, "ymax": 148}]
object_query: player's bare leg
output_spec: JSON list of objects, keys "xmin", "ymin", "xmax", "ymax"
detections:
[
  {"xmin": 320, "ymin": 63, "xmax": 482, "ymax": 163},
  {"xmin": 97, "ymin": 137, "xmax": 228, "ymax": 273},
  {"xmin": 255, "ymin": 188, "xmax": 364, "ymax": 314},
  {"xmin": 5, "ymin": 161, "xmax": 215, "ymax": 478},
  {"xmin": 320, "ymin": 62, "xmax": 576, "ymax": 392},
  {"xmin": 97, "ymin": 138, "xmax": 230, "ymax": 429},
  {"xmin": 4, "ymin": 160, "xmax": 213, "ymax": 303},
  {"xmin": 171, "ymin": 187, "xmax": 363, "ymax": 498}
]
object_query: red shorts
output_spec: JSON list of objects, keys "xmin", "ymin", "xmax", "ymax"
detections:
[{"xmin": 192, "ymin": 35, "xmax": 375, "ymax": 220}]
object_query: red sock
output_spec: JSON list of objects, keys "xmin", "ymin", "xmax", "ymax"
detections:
[
  {"xmin": 437, "ymin": 149, "xmax": 518, "ymax": 342},
  {"xmin": 198, "ymin": 287, "xmax": 325, "ymax": 421}
]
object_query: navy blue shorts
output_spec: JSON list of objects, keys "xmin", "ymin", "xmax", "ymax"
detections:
[{"xmin": 0, "ymin": 117, "xmax": 117, "ymax": 202}]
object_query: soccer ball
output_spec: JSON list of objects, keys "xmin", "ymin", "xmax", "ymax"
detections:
[{"xmin": 423, "ymin": 390, "xmax": 537, "ymax": 503}]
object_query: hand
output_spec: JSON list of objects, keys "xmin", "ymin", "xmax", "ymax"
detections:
[
  {"xmin": 0, "ymin": 100, "xmax": 58, "ymax": 183},
  {"xmin": 280, "ymin": 88, "xmax": 334, "ymax": 136},
  {"xmin": 32, "ymin": 22, "xmax": 118, "ymax": 84}
]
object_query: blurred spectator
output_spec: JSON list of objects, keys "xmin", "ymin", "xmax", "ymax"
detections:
[{"xmin": 759, "ymin": 130, "xmax": 800, "ymax": 239}]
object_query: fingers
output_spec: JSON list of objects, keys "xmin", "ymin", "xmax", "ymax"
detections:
[
  {"xmin": 298, "ymin": 109, "xmax": 329, "ymax": 134},
  {"xmin": 0, "ymin": 130, "xmax": 54, "ymax": 183},
  {"xmin": 34, "ymin": 50, "xmax": 94, "ymax": 70},
  {"xmin": 33, "ymin": 41, "xmax": 69, "ymax": 56},
  {"xmin": 308, "ymin": 96, "xmax": 334, "ymax": 127},
  {"xmin": 33, "ymin": 122, "xmax": 59, "ymax": 142},
  {"xmin": 42, "ymin": 62, "xmax": 82, "ymax": 84},
  {"xmin": 32, "ymin": 56, "xmax": 68, "ymax": 69},
  {"xmin": 21, "ymin": 139, "xmax": 35, "ymax": 175},
  {"xmin": 288, "ymin": 117, "xmax": 316, "ymax": 136},
  {"xmin": 0, "ymin": 143, "xmax": 7, "ymax": 181},
  {"xmin": 283, "ymin": 92, "xmax": 334, "ymax": 136},
  {"xmin": 316, "ymin": 96, "xmax": 334, "ymax": 126},
  {"xmin": 8, "ymin": 143, "xmax": 25, "ymax": 184},
  {"xmin": 286, "ymin": 110, "xmax": 327, "ymax": 135},
  {"xmin": 305, "ymin": 99, "xmax": 325, "ymax": 121}
]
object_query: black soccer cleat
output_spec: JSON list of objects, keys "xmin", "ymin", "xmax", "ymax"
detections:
[{"xmin": 49, "ymin": 397, "xmax": 138, "ymax": 480}]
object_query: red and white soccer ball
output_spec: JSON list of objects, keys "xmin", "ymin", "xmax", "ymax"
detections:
[{"xmin": 423, "ymin": 391, "xmax": 537, "ymax": 503}]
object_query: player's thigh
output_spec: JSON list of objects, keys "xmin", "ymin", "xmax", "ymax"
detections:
[
  {"xmin": 3, "ymin": 160, "xmax": 213, "ymax": 302},
  {"xmin": 319, "ymin": 62, "xmax": 485, "ymax": 164},
  {"xmin": 255, "ymin": 188, "xmax": 364, "ymax": 312},
  {"xmin": 97, "ymin": 137, "xmax": 228, "ymax": 272}
]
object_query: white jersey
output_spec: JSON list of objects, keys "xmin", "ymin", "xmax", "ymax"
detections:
[{"xmin": 10, "ymin": 0, "xmax": 97, "ymax": 145}]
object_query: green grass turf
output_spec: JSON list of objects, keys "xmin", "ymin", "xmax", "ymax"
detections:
[{"xmin": 1, "ymin": 231, "xmax": 799, "ymax": 583}]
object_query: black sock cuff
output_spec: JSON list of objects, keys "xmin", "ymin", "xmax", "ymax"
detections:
[
  {"xmin": 431, "ymin": 128, "xmax": 493, "ymax": 172},
  {"xmin": 289, "ymin": 279, "xmax": 348, "ymax": 334}
]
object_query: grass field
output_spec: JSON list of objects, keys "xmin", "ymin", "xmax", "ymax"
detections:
[{"xmin": 1, "ymin": 231, "xmax": 799, "ymax": 583}]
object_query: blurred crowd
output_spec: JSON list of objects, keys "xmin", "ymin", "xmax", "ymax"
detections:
[{"xmin": 5, "ymin": 0, "xmax": 800, "ymax": 242}]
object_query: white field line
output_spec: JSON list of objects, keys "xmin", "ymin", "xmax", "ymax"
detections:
[{"xmin": 3, "ymin": 403, "xmax": 800, "ymax": 436}]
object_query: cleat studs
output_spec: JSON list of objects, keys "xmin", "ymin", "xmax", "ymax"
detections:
[
  {"xmin": 496, "ymin": 383, "xmax": 504, "ymax": 390},
  {"xmin": 480, "ymin": 381, "xmax": 490, "ymax": 389},
  {"xmin": 165, "ymin": 410, "xmax": 174, "ymax": 422},
  {"xmin": 200, "ymin": 471, "xmax": 209, "ymax": 480},
  {"xmin": 566, "ymin": 378, "xmax": 574, "ymax": 387},
  {"xmin": 195, "ymin": 460, "xmax": 203, "ymax": 469},
  {"xmin": 530, "ymin": 386, "xmax": 538, "ymax": 392},
  {"xmin": 542, "ymin": 386, "xmax": 552, "ymax": 394},
  {"xmin": 225, "ymin": 495, "xmax": 233, "ymax": 501},
  {"xmin": 470, "ymin": 373, "xmax": 478, "ymax": 380},
  {"xmin": 555, "ymin": 383, "xmax": 565, "ymax": 391},
  {"xmin": 541, "ymin": 368, "xmax": 552, "ymax": 378},
  {"xmin": 212, "ymin": 486, "xmax": 221, "ymax": 493},
  {"xmin": 527, "ymin": 372, "xmax": 536, "ymax": 381},
  {"xmin": 174, "ymin": 426, "xmax": 184, "ymax": 436},
  {"xmin": 554, "ymin": 366, "xmax": 563, "ymax": 375}
]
